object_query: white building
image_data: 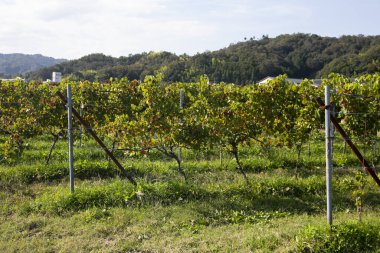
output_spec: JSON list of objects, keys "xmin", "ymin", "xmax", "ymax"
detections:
[
  {"xmin": 258, "ymin": 76, "xmax": 322, "ymax": 87},
  {"xmin": 0, "ymin": 77, "xmax": 25, "ymax": 81}
]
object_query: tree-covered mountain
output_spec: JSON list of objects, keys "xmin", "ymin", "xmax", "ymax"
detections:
[
  {"xmin": 0, "ymin": 53, "xmax": 66, "ymax": 78},
  {"xmin": 25, "ymin": 34, "xmax": 380, "ymax": 83},
  {"xmin": 25, "ymin": 52, "xmax": 179, "ymax": 82}
]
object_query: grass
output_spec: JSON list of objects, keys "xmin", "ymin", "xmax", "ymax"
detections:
[
  {"xmin": 296, "ymin": 219, "xmax": 380, "ymax": 252},
  {"xmin": 0, "ymin": 135, "xmax": 379, "ymax": 252}
]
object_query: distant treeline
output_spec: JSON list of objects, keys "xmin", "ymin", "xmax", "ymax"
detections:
[
  {"xmin": 25, "ymin": 33, "xmax": 380, "ymax": 84},
  {"xmin": 0, "ymin": 54, "xmax": 66, "ymax": 78}
]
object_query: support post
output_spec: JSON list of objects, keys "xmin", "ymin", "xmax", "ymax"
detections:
[
  {"xmin": 316, "ymin": 97, "xmax": 380, "ymax": 187},
  {"xmin": 67, "ymin": 84, "xmax": 75, "ymax": 193},
  {"xmin": 56, "ymin": 91, "xmax": 137, "ymax": 186},
  {"xmin": 220, "ymin": 144, "xmax": 223, "ymax": 166},
  {"xmin": 79, "ymin": 103, "xmax": 84, "ymax": 147},
  {"xmin": 325, "ymin": 86, "xmax": 333, "ymax": 225},
  {"xmin": 179, "ymin": 89, "xmax": 184, "ymax": 162}
]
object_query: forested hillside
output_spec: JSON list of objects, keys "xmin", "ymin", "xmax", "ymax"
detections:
[
  {"xmin": 25, "ymin": 34, "xmax": 380, "ymax": 83},
  {"xmin": 0, "ymin": 53, "xmax": 66, "ymax": 78}
]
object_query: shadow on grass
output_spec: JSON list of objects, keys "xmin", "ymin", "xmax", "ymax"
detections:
[
  {"xmin": 26, "ymin": 179, "xmax": 360, "ymax": 217},
  {"xmin": 365, "ymin": 192, "xmax": 380, "ymax": 206}
]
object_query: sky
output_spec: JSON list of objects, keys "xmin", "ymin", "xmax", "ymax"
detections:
[{"xmin": 0, "ymin": 0, "xmax": 379, "ymax": 59}]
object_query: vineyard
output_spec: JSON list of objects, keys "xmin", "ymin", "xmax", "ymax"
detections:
[{"xmin": 1, "ymin": 74, "xmax": 380, "ymax": 252}]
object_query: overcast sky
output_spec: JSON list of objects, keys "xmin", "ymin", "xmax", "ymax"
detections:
[{"xmin": 0, "ymin": 0, "xmax": 379, "ymax": 59}]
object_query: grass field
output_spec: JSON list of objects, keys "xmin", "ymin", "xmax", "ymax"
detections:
[{"xmin": 1, "ymin": 135, "xmax": 380, "ymax": 252}]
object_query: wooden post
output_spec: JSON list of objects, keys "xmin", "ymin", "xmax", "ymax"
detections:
[{"xmin": 67, "ymin": 84, "xmax": 75, "ymax": 193}]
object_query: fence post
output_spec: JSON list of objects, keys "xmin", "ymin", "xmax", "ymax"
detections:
[
  {"xmin": 325, "ymin": 86, "xmax": 333, "ymax": 225},
  {"xmin": 67, "ymin": 84, "xmax": 75, "ymax": 193}
]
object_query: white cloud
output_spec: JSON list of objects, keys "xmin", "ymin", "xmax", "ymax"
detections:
[
  {"xmin": 0, "ymin": 0, "xmax": 378, "ymax": 59},
  {"xmin": 0, "ymin": 0, "xmax": 220, "ymax": 58}
]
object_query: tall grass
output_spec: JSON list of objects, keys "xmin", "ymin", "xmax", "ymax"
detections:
[{"xmin": 0, "ymin": 135, "xmax": 379, "ymax": 252}]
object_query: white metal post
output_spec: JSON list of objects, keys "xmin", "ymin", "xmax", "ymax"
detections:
[
  {"xmin": 67, "ymin": 84, "xmax": 74, "ymax": 193},
  {"xmin": 325, "ymin": 86, "xmax": 333, "ymax": 225}
]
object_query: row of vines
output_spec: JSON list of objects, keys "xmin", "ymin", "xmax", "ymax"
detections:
[{"xmin": 1, "ymin": 73, "xmax": 379, "ymax": 182}]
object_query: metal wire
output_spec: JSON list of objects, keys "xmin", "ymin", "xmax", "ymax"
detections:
[
  {"xmin": 332, "ymin": 91, "xmax": 380, "ymax": 101},
  {"xmin": 336, "ymin": 111, "xmax": 380, "ymax": 116}
]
